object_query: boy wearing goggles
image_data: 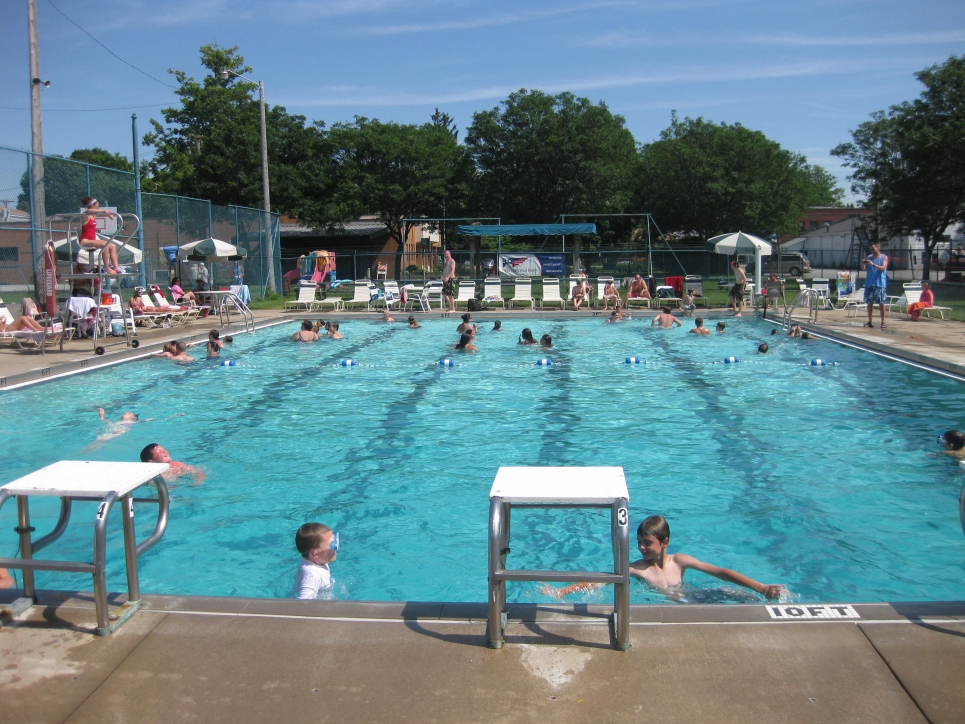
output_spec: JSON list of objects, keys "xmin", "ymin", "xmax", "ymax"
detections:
[
  {"xmin": 938, "ymin": 430, "xmax": 965, "ymax": 459},
  {"xmin": 293, "ymin": 523, "xmax": 339, "ymax": 600}
]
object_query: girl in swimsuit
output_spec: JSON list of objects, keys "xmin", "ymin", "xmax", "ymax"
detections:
[{"xmin": 78, "ymin": 197, "xmax": 121, "ymax": 275}]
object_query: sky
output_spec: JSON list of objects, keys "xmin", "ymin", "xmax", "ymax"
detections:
[{"xmin": 2, "ymin": 0, "xmax": 964, "ymax": 204}]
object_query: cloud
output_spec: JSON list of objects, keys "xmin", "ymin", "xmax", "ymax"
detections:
[
  {"xmin": 746, "ymin": 30, "xmax": 965, "ymax": 47},
  {"xmin": 283, "ymin": 57, "xmax": 911, "ymax": 107},
  {"xmin": 355, "ymin": 1, "xmax": 633, "ymax": 35}
]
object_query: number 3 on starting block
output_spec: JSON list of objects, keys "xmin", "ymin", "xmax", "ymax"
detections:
[{"xmin": 618, "ymin": 507, "xmax": 628, "ymax": 526}]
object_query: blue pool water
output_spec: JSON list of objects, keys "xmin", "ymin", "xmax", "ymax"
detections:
[{"xmin": 1, "ymin": 316, "xmax": 964, "ymax": 605}]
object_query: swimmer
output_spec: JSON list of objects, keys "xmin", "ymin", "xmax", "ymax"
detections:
[
  {"xmin": 86, "ymin": 408, "xmax": 151, "ymax": 451},
  {"xmin": 801, "ymin": 331, "xmax": 814, "ymax": 340},
  {"xmin": 651, "ymin": 307, "xmax": 681, "ymax": 329},
  {"xmin": 382, "ymin": 308, "xmax": 396, "ymax": 323},
  {"xmin": 716, "ymin": 322, "xmax": 726, "ymax": 334},
  {"xmin": 788, "ymin": 324, "xmax": 802, "ymax": 338},
  {"xmin": 326, "ymin": 321, "xmax": 343, "ymax": 340},
  {"xmin": 454, "ymin": 332, "xmax": 478, "ymax": 352},
  {"xmin": 0, "ymin": 567, "xmax": 14, "ymax": 589},
  {"xmin": 540, "ymin": 334, "xmax": 553, "ymax": 349},
  {"xmin": 170, "ymin": 341, "xmax": 195, "ymax": 363},
  {"xmin": 606, "ymin": 309, "xmax": 623, "ymax": 323},
  {"xmin": 770, "ymin": 328, "xmax": 779, "ymax": 335},
  {"xmin": 456, "ymin": 313, "xmax": 477, "ymax": 335},
  {"xmin": 313, "ymin": 320, "xmax": 326, "ymax": 334},
  {"xmin": 492, "ymin": 320, "xmax": 502, "ymax": 331},
  {"xmin": 758, "ymin": 342, "xmax": 769, "ymax": 354},
  {"xmin": 689, "ymin": 318, "xmax": 710, "ymax": 335},
  {"xmin": 209, "ymin": 329, "xmax": 224, "ymax": 350},
  {"xmin": 140, "ymin": 443, "xmax": 205, "ymax": 484},
  {"xmin": 544, "ymin": 515, "xmax": 784, "ymax": 601},
  {"xmin": 519, "ymin": 328, "xmax": 538, "ymax": 345},
  {"xmin": 291, "ymin": 319, "xmax": 319, "ymax": 342},
  {"xmin": 152, "ymin": 341, "xmax": 177, "ymax": 359},
  {"xmin": 292, "ymin": 522, "xmax": 338, "ymax": 600},
  {"xmin": 224, "ymin": 335, "xmax": 233, "ymax": 344},
  {"xmin": 408, "ymin": 316, "xmax": 420, "ymax": 328},
  {"xmin": 938, "ymin": 430, "xmax": 965, "ymax": 459}
]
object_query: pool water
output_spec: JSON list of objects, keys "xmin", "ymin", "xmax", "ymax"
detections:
[{"xmin": 1, "ymin": 316, "xmax": 964, "ymax": 605}]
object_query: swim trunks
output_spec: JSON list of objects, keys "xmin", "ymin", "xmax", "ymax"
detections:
[
  {"xmin": 863, "ymin": 286, "xmax": 887, "ymax": 304},
  {"xmin": 443, "ymin": 278, "xmax": 455, "ymax": 297}
]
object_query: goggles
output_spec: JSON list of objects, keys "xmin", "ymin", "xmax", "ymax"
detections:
[
  {"xmin": 937, "ymin": 435, "xmax": 947, "ymax": 446},
  {"xmin": 330, "ymin": 532, "xmax": 339, "ymax": 552}
]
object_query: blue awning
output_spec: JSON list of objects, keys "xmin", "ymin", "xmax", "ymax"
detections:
[{"xmin": 454, "ymin": 223, "xmax": 596, "ymax": 236}]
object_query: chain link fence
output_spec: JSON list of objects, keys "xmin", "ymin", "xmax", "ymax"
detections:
[{"xmin": 0, "ymin": 145, "xmax": 281, "ymax": 307}]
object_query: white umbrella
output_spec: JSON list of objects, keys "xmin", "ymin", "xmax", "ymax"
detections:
[
  {"xmin": 50, "ymin": 235, "xmax": 143, "ymax": 265},
  {"xmin": 176, "ymin": 238, "xmax": 247, "ymax": 261},
  {"xmin": 708, "ymin": 231, "xmax": 773, "ymax": 298}
]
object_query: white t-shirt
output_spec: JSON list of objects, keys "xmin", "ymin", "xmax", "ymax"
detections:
[{"xmin": 292, "ymin": 558, "xmax": 333, "ymax": 600}]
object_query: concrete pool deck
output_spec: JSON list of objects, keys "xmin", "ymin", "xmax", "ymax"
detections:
[{"xmin": 2, "ymin": 590, "xmax": 964, "ymax": 723}]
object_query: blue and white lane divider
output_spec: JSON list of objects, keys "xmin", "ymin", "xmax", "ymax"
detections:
[{"xmin": 536, "ymin": 358, "xmax": 553, "ymax": 366}]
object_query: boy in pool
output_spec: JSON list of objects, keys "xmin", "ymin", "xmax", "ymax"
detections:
[
  {"xmin": 408, "ymin": 316, "xmax": 420, "ymax": 328},
  {"xmin": 87, "ymin": 408, "xmax": 151, "ymax": 450},
  {"xmin": 938, "ymin": 430, "xmax": 965, "ymax": 459},
  {"xmin": 689, "ymin": 318, "xmax": 710, "ymax": 335},
  {"xmin": 716, "ymin": 321, "xmax": 726, "ymax": 334},
  {"xmin": 140, "ymin": 443, "xmax": 206, "ymax": 484},
  {"xmin": 546, "ymin": 515, "xmax": 783, "ymax": 601},
  {"xmin": 292, "ymin": 523, "xmax": 339, "ymax": 600}
]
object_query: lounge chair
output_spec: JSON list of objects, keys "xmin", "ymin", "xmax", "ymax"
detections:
[
  {"xmin": 0, "ymin": 297, "xmax": 65, "ymax": 353},
  {"xmin": 595, "ymin": 276, "xmax": 615, "ymax": 309},
  {"xmin": 540, "ymin": 279, "xmax": 565, "ymax": 309},
  {"xmin": 285, "ymin": 281, "xmax": 318, "ymax": 311},
  {"xmin": 510, "ymin": 278, "xmax": 535, "ymax": 309},
  {"xmin": 343, "ymin": 280, "xmax": 374, "ymax": 310},
  {"xmin": 381, "ymin": 281, "xmax": 402, "ymax": 311},
  {"xmin": 483, "ymin": 277, "xmax": 504, "ymax": 308},
  {"xmin": 455, "ymin": 281, "xmax": 477, "ymax": 308},
  {"xmin": 655, "ymin": 286, "xmax": 681, "ymax": 308},
  {"xmin": 150, "ymin": 285, "xmax": 201, "ymax": 321},
  {"xmin": 885, "ymin": 289, "xmax": 918, "ymax": 313},
  {"xmin": 137, "ymin": 289, "xmax": 187, "ymax": 325},
  {"xmin": 422, "ymin": 281, "xmax": 444, "ymax": 310},
  {"xmin": 811, "ymin": 278, "xmax": 833, "ymax": 309}
]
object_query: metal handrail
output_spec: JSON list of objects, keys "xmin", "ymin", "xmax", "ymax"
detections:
[
  {"xmin": 782, "ymin": 288, "xmax": 819, "ymax": 328},
  {"xmin": 218, "ymin": 292, "xmax": 255, "ymax": 333}
]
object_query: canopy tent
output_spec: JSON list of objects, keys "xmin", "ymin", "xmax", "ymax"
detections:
[
  {"xmin": 176, "ymin": 238, "xmax": 247, "ymax": 261},
  {"xmin": 708, "ymin": 231, "xmax": 772, "ymax": 298},
  {"xmin": 51, "ymin": 236, "xmax": 143, "ymax": 266},
  {"xmin": 455, "ymin": 223, "xmax": 596, "ymax": 236}
]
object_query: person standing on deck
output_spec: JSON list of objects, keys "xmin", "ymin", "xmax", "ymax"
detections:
[
  {"xmin": 442, "ymin": 250, "xmax": 456, "ymax": 313},
  {"xmin": 728, "ymin": 260, "xmax": 747, "ymax": 316},
  {"xmin": 861, "ymin": 241, "xmax": 889, "ymax": 329}
]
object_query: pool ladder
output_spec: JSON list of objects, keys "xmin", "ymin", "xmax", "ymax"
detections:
[
  {"xmin": 781, "ymin": 288, "xmax": 820, "ymax": 328},
  {"xmin": 217, "ymin": 293, "xmax": 255, "ymax": 333}
]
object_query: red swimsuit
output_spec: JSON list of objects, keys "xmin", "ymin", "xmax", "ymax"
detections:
[{"xmin": 80, "ymin": 215, "xmax": 97, "ymax": 242}]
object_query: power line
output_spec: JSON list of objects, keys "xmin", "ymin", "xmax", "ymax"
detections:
[
  {"xmin": 45, "ymin": 0, "xmax": 178, "ymax": 89},
  {"xmin": 0, "ymin": 103, "xmax": 168, "ymax": 112}
]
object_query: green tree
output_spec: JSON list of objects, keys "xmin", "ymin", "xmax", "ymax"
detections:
[
  {"xmin": 637, "ymin": 113, "xmax": 840, "ymax": 240},
  {"xmin": 68, "ymin": 148, "xmax": 133, "ymax": 172},
  {"xmin": 465, "ymin": 90, "xmax": 637, "ymax": 224},
  {"xmin": 832, "ymin": 55, "xmax": 965, "ymax": 281},
  {"xmin": 306, "ymin": 116, "xmax": 469, "ymax": 246},
  {"xmin": 143, "ymin": 44, "xmax": 325, "ymax": 214}
]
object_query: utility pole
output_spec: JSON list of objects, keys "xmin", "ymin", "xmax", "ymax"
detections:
[
  {"xmin": 28, "ymin": 0, "xmax": 45, "ymax": 297},
  {"xmin": 132, "ymin": 114, "xmax": 146, "ymax": 288},
  {"xmin": 258, "ymin": 80, "xmax": 275, "ymax": 293}
]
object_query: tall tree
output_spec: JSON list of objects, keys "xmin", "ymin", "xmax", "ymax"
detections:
[
  {"xmin": 306, "ymin": 116, "xmax": 469, "ymax": 246},
  {"xmin": 69, "ymin": 148, "xmax": 133, "ymax": 172},
  {"xmin": 143, "ymin": 44, "xmax": 326, "ymax": 214},
  {"xmin": 637, "ymin": 113, "xmax": 840, "ymax": 240},
  {"xmin": 832, "ymin": 55, "xmax": 965, "ymax": 281},
  {"xmin": 465, "ymin": 90, "xmax": 637, "ymax": 223}
]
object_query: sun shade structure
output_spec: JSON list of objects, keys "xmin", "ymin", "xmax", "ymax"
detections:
[
  {"xmin": 51, "ymin": 236, "xmax": 143, "ymax": 265},
  {"xmin": 176, "ymin": 238, "xmax": 248, "ymax": 261},
  {"xmin": 708, "ymin": 231, "xmax": 773, "ymax": 299},
  {"xmin": 455, "ymin": 223, "xmax": 596, "ymax": 236}
]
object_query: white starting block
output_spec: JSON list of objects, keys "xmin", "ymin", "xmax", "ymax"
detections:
[
  {"xmin": 487, "ymin": 466, "xmax": 631, "ymax": 650},
  {"xmin": 0, "ymin": 461, "xmax": 169, "ymax": 635}
]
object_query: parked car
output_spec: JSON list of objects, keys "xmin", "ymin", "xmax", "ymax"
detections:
[{"xmin": 741, "ymin": 252, "xmax": 811, "ymax": 278}]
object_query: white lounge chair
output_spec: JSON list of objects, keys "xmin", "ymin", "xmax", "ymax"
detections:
[
  {"xmin": 812, "ymin": 278, "xmax": 833, "ymax": 309},
  {"xmin": 596, "ymin": 276, "xmax": 618, "ymax": 309},
  {"xmin": 150, "ymin": 285, "xmax": 201, "ymax": 321},
  {"xmin": 510, "ymin": 278, "xmax": 534, "ymax": 309},
  {"xmin": 285, "ymin": 281, "xmax": 318, "ymax": 311},
  {"xmin": 0, "ymin": 297, "xmax": 65, "ymax": 353},
  {"xmin": 540, "ymin": 279, "xmax": 565, "ymax": 309},
  {"xmin": 423, "ymin": 281, "xmax": 444, "ymax": 310},
  {"xmin": 343, "ymin": 280, "xmax": 374, "ymax": 310},
  {"xmin": 137, "ymin": 289, "xmax": 185, "ymax": 325},
  {"xmin": 483, "ymin": 277, "xmax": 504, "ymax": 308},
  {"xmin": 403, "ymin": 284, "xmax": 428, "ymax": 313},
  {"xmin": 455, "ymin": 281, "xmax": 477, "ymax": 308},
  {"xmin": 655, "ymin": 285, "xmax": 681, "ymax": 308},
  {"xmin": 885, "ymin": 289, "xmax": 917, "ymax": 313}
]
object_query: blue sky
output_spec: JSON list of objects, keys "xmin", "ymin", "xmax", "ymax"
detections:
[{"xmin": 2, "ymin": 0, "xmax": 963, "ymax": 202}]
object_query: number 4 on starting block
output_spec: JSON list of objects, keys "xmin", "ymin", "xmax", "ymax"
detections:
[{"xmin": 767, "ymin": 604, "xmax": 860, "ymax": 619}]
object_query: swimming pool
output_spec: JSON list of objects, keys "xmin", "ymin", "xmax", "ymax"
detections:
[{"xmin": 1, "ymin": 316, "xmax": 963, "ymax": 605}]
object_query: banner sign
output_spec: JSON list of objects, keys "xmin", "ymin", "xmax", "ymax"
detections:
[{"xmin": 498, "ymin": 253, "xmax": 566, "ymax": 277}]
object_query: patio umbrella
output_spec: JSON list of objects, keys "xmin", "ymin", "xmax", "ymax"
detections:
[
  {"xmin": 176, "ymin": 238, "xmax": 247, "ymax": 261},
  {"xmin": 708, "ymin": 231, "xmax": 773, "ymax": 297},
  {"xmin": 50, "ymin": 236, "xmax": 143, "ymax": 266}
]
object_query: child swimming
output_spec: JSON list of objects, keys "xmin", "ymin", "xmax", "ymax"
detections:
[{"xmin": 86, "ymin": 408, "xmax": 151, "ymax": 451}]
